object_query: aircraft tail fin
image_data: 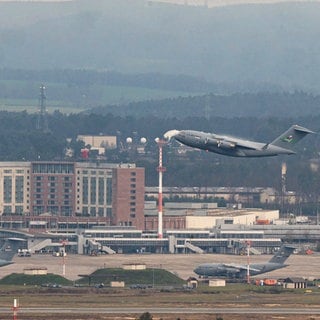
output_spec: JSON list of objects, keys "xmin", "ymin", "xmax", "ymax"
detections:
[
  {"xmin": 269, "ymin": 125, "xmax": 314, "ymax": 150},
  {"xmin": 269, "ymin": 245, "xmax": 295, "ymax": 264},
  {"xmin": 0, "ymin": 238, "xmax": 25, "ymax": 262}
]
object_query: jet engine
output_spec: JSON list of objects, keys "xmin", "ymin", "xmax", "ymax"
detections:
[
  {"xmin": 223, "ymin": 267, "xmax": 240, "ymax": 274},
  {"xmin": 205, "ymin": 138, "xmax": 236, "ymax": 149}
]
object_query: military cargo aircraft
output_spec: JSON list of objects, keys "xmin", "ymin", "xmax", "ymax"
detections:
[
  {"xmin": 164, "ymin": 125, "xmax": 314, "ymax": 157},
  {"xmin": 194, "ymin": 245, "xmax": 295, "ymax": 278}
]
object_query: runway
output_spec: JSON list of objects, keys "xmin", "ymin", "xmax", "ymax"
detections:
[{"xmin": 1, "ymin": 307, "xmax": 320, "ymax": 315}]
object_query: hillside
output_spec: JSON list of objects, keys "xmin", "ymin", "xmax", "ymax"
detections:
[{"xmin": 0, "ymin": 0, "xmax": 320, "ymax": 92}]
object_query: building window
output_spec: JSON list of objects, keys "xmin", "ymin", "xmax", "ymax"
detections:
[
  {"xmin": 90, "ymin": 177, "xmax": 96, "ymax": 205},
  {"xmin": 98, "ymin": 207, "xmax": 104, "ymax": 217},
  {"xmin": 90, "ymin": 207, "xmax": 96, "ymax": 217},
  {"xmin": 82, "ymin": 177, "xmax": 88, "ymax": 205},
  {"xmin": 106, "ymin": 178, "xmax": 112, "ymax": 205},
  {"xmin": 15, "ymin": 176, "xmax": 24, "ymax": 203},
  {"xmin": 15, "ymin": 206, "xmax": 23, "ymax": 214},
  {"xmin": 98, "ymin": 177, "xmax": 104, "ymax": 205},
  {"xmin": 3, "ymin": 206, "xmax": 11, "ymax": 214},
  {"xmin": 4, "ymin": 176, "xmax": 12, "ymax": 203}
]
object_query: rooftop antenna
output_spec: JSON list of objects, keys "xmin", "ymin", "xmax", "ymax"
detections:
[{"xmin": 36, "ymin": 84, "xmax": 49, "ymax": 132}]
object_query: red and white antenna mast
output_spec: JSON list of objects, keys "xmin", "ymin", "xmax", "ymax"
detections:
[
  {"xmin": 246, "ymin": 240, "xmax": 251, "ymax": 284},
  {"xmin": 12, "ymin": 298, "xmax": 19, "ymax": 320},
  {"xmin": 155, "ymin": 138, "xmax": 167, "ymax": 238}
]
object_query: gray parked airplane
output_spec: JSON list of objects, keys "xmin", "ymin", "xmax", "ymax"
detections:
[
  {"xmin": 194, "ymin": 245, "xmax": 295, "ymax": 278},
  {"xmin": 164, "ymin": 125, "xmax": 314, "ymax": 157},
  {"xmin": 0, "ymin": 238, "xmax": 24, "ymax": 267}
]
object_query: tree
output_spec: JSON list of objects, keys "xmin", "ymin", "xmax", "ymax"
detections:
[{"xmin": 137, "ymin": 312, "xmax": 153, "ymax": 320}]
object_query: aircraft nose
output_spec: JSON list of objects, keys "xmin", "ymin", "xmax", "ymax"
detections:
[
  {"xmin": 163, "ymin": 130, "xmax": 181, "ymax": 141},
  {"xmin": 194, "ymin": 266, "xmax": 201, "ymax": 275}
]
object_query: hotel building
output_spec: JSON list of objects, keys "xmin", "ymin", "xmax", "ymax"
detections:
[{"xmin": 0, "ymin": 161, "xmax": 145, "ymax": 230}]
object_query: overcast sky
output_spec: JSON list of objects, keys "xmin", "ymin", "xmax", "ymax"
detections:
[
  {"xmin": 150, "ymin": 0, "xmax": 320, "ymax": 6},
  {"xmin": 1, "ymin": 0, "xmax": 320, "ymax": 4}
]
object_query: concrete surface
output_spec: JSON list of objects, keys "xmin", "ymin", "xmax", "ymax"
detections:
[{"xmin": 1, "ymin": 252, "xmax": 320, "ymax": 281}]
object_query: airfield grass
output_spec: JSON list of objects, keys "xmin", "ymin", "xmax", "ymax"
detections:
[
  {"xmin": 0, "ymin": 273, "xmax": 320, "ymax": 308},
  {"xmin": 1, "ymin": 270, "xmax": 320, "ymax": 319},
  {"xmin": 0, "ymin": 285, "xmax": 320, "ymax": 320}
]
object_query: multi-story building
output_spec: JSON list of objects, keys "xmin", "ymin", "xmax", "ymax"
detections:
[
  {"xmin": 0, "ymin": 161, "xmax": 145, "ymax": 230},
  {"xmin": 112, "ymin": 166, "xmax": 145, "ymax": 229},
  {"xmin": 31, "ymin": 162, "xmax": 75, "ymax": 216},
  {"xmin": 0, "ymin": 162, "xmax": 30, "ymax": 215}
]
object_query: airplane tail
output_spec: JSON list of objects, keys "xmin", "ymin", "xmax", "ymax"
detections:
[
  {"xmin": 0, "ymin": 238, "xmax": 25, "ymax": 262},
  {"xmin": 269, "ymin": 125, "xmax": 314, "ymax": 150},
  {"xmin": 269, "ymin": 245, "xmax": 295, "ymax": 264}
]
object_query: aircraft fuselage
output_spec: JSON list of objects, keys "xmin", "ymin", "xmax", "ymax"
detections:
[
  {"xmin": 194, "ymin": 262, "xmax": 288, "ymax": 278},
  {"xmin": 174, "ymin": 130, "xmax": 295, "ymax": 157}
]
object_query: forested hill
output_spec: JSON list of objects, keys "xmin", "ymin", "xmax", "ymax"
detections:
[
  {"xmin": 90, "ymin": 91, "xmax": 320, "ymax": 119},
  {"xmin": 1, "ymin": 0, "xmax": 320, "ymax": 92}
]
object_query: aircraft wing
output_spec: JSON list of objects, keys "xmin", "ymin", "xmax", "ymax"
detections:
[
  {"xmin": 206, "ymin": 136, "xmax": 258, "ymax": 150},
  {"xmin": 223, "ymin": 263, "xmax": 261, "ymax": 272}
]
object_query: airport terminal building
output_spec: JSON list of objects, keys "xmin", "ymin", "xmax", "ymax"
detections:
[{"xmin": 0, "ymin": 161, "xmax": 319, "ymax": 256}]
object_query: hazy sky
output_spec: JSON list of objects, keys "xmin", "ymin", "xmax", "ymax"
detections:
[
  {"xmin": 150, "ymin": 0, "xmax": 320, "ymax": 6},
  {"xmin": 1, "ymin": 0, "xmax": 320, "ymax": 3}
]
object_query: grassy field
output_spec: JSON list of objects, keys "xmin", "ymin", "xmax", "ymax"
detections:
[
  {"xmin": 0, "ymin": 279, "xmax": 320, "ymax": 320},
  {"xmin": 3, "ymin": 254, "xmax": 320, "ymax": 319},
  {"xmin": 0, "ymin": 282, "xmax": 320, "ymax": 320}
]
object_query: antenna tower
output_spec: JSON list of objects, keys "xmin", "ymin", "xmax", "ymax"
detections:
[
  {"xmin": 246, "ymin": 240, "xmax": 251, "ymax": 284},
  {"xmin": 156, "ymin": 138, "xmax": 167, "ymax": 238},
  {"xmin": 281, "ymin": 162, "xmax": 287, "ymax": 213},
  {"xmin": 36, "ymin": 84, "xmax": 49, "ymax": 132},
  {"xmin": 12, "ymin": 298, "xmax": 19, "ymax": 320}
]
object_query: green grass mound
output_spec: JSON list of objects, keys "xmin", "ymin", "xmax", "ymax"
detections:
[
  {"xmin": 0, "ymin": 273, "xmax": 73, "ymax": 286},
  {"xmin": 77, "ymin": 268, "xmax": 185, "ymax": 287}
]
